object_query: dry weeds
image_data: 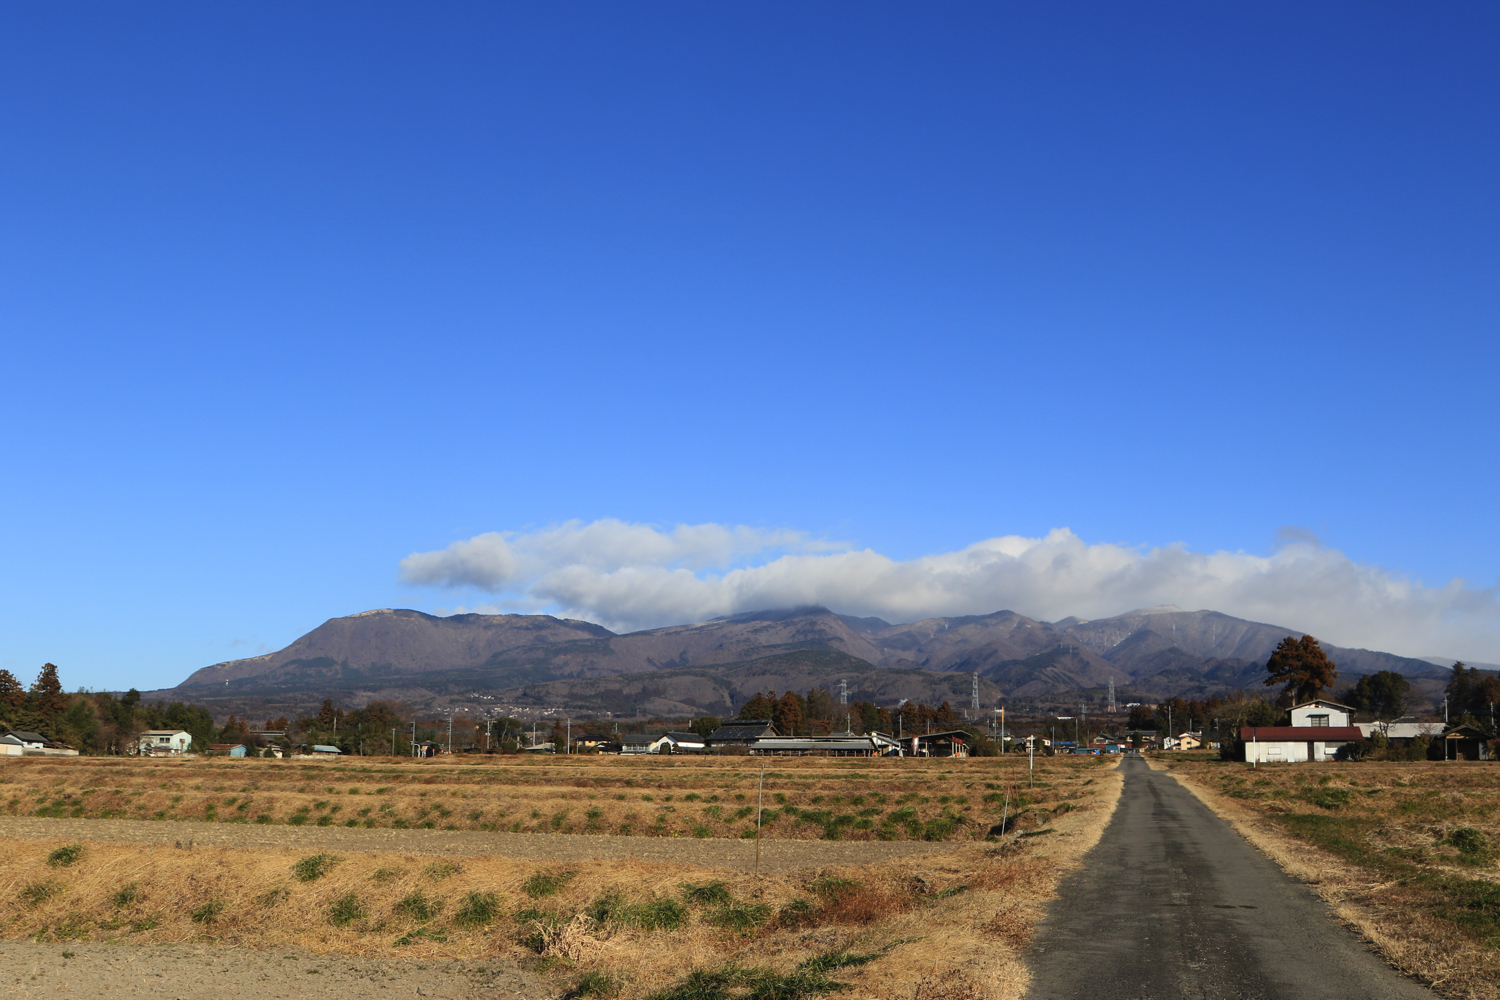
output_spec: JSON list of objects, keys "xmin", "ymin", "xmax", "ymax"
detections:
[
  {"xmin": 0, "ymin": 754, "xmax": 1125, "ymax": 1000},
  {"xmin": 1154, "ymin": 757, "xmax": 1500, "ymax": 1000}
]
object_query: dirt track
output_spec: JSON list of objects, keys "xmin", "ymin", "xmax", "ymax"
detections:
[
  {"xmin": 0, "ymin": 815, "xmax": 953, "ymax": 873},
  {"xmin": 0, "ymin": 940, "xmax": 549, "ymax": 1000}
]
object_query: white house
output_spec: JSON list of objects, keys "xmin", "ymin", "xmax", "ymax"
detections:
[
  {"xmin": 1242, "ymin": 699, "xmax": 1363, "ymax": 762},
  {"xmin": 136, "ymin": 730, "xmax": 193, "ymax": 755},
  {"xmin": 650, "ymin": 732, "xmax": 708, "ymax": 754},
  {"xmin": 1355, "ymin": 719, "xmax": 1441, "ymax": 741},
  {"xmin": 7, "ymin": 731, "xmax": 80, "ymax": 756},
  {"xmin": 0, "ymin": 734, "xmax": 26, "ymax": 756},
  {"xmin": 1164, "ymin": 732, "xmax": 1203, "ymax": 750}
]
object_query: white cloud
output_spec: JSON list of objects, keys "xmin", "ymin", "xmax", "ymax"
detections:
[{"xmin": 399, "ymin": 520, "xmax": 1500, "ymax": 659}]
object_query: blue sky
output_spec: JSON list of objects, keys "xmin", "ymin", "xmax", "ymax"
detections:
[{"xmin": 2, "ymin": 2, "xmax": 1497, "ymax": 691}]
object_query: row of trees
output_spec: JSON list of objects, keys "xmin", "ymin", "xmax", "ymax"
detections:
[{"xmin": 734, "ymin": 688, "xmax": 967, "ymax": 736}]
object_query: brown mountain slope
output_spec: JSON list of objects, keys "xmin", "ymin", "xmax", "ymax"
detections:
[
  {"xmin": 178, "ymin": 609, "xmax": 613, "ymax": 689},
  {"xmin": 172, "ymin": 604, "xmax": 1443, "ymax": 704}
]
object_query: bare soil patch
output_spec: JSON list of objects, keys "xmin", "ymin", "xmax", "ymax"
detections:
[{"xmin": 0, "ymin": 940, "xmax": 546, "ymax": 999}]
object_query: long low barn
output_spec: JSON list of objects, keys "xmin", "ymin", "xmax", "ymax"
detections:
[{"xmin": 749, "ymin": 736, "xmax": 886, "ymax": 756}]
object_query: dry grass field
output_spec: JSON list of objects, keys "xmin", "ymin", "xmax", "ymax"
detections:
[
  {"xmin": 1158, "ymin": 757, "xmax": 1500, "ymax": 1000},
  {"xmin": 0, "ymin": 754, "xmax": 1123, "ymax": 1000}
]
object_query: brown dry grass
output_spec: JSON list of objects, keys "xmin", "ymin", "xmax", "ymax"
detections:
[
  {"xmin": 1153, "ymin": 756, "xmax": 1500, "ymax": 1000},
  {"xmin": 3, "ymin": 754, "xmax": 1100, "ymax": 844},
  {"xmin": 0, "ymin": 754, "xmax": 1126, "ymax": 1000}
]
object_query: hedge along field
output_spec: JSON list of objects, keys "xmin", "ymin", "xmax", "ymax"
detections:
[
  {"xmin": 0, "ymin": 754, "xmax": 1109, "ymax": 843},
  {"xmin": 1160, "ymin": 758, "xmax": 1500, "ymax": 1000},
  {"xmin": 0, "ymin": 759, "xmax": 1126, "ymax": 1000}
]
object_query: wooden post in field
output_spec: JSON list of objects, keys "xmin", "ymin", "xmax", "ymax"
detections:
[{"xmin": 755, "ymin": 757, "xmax": 765, "ymax": 876}]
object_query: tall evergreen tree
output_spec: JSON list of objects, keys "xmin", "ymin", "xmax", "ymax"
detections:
[
  {"xmin": 30, "ymin": 663, "xmax": 67, "ymax": 721},
  {"xmin": 1264, "ymin": 635, "xmax": 1337, "ymax": 704}
]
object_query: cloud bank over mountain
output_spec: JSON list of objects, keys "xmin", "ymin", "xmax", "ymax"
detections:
[{"xmin": 399, "ymin": 520, "xmax": 1500, "ymax": 660}]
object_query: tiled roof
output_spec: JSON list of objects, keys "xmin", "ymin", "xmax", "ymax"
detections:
[
  {"xmin": 708, "ymin": 720, "xmax": 777, "ymax": 741},
  {"xmin": 1240, "ymin": 727, "xmax": 1363, "ymax": 741}
]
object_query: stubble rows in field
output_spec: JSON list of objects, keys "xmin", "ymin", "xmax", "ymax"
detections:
[
  {"xmin": 0, "ymin": 755, "xmax": 1122, "ymax": 1000},
  {"xmin": 0, "ymin": 753, "xmax": 1091, "ymax": 843}
]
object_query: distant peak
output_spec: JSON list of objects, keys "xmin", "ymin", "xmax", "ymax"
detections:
[
  {"xmin": 717, "ymin": 606, "xmax": 835, "ymax": 624},
  {"xmin": 1132, "ymin": 605, "xmax": 1186, "ymax": 615}
]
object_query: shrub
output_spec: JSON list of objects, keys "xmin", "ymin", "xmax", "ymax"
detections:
[
  {"xmin": 329, "ymin": 892, "xmax": 366, "ymax": 927},
  {"xmin": 523, "ymin": 869, "xmax": 577, "ymax": 898},
  {"xmin": 293, "ymin": 853, "xmax": 340, "ymax": 882},
  {"xmin": 1446, "ymin": 828, "xmax": 1490, "ymax": 856},
  {"xmin": 47, "ymin": 844, "xmax": 84, "ymax": 868},
  {"xmin": 453, "ymin": 891, "xmax": 502, "ymax": 929}
]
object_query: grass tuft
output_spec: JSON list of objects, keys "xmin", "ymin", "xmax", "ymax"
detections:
[
  {"xmin": 293, "ymin": 852, "xmax": 341, "ymax": 882},
  {"xmin": 680, "ymin": 880, "xmax": 733, "ymax": 906},
  {"xmin": 47, "ymin": 843, "xmax": 84, "ymax": 867},
  {"xmin": 111, "ymin": 882, "xmax": 139, "ymax": 908},
  {"xmin": 523, "ymin": 868, "xmax": 577, "ymax": 898},
  {"xmin": 329, "ymin": 892, "xmax": 366, "ymax": 927},
  {"xmin": 453, "ymin": 891, "xmax": 502, "ymax": 929},
  {"xmin": 20, "ymin": 879, "xmax": 61, "ymax": 907},
  {"xmin": 191, "ymin": 898, "xmax": 224, "ymax": 924},
  {"xmin": 564, "ymin": 970, "xmax": 622, "ymax": 998},
  {"xmin": 705, "ymin": 901, "xmax": 770, "ymax": 934},
  {"xmin": 395, "ymin": 890, "xmax": 442, "ymax": 922}
]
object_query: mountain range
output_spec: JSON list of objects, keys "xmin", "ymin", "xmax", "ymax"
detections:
[{"xmin": 156, "ymin": 604, "xmax": 1448, "ymax": 719}]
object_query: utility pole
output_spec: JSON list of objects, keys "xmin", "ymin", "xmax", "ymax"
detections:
[
  {"xmin": 1000, "ymin": 706, "xmax": 1005, "ymax": 754},
  {"xmin": 565, "ymin": 718, "xmax": 571, "ymax": 755},
  {"xmin": 410, "ymin": 719, "xmax": 416, "ymax": 758},
  {"xmin": 446, "ymin": 711, "xmax": 453, "ymax": 754},
  {"xmin": 390, "ymin": 729, "xmax": 396, "ymax": 756}
]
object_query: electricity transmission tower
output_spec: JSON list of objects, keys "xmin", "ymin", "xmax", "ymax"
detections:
[
  {"xmin": 971, "ymin": 672, "xmax": 980, "ymax": 714},
  {"xmin": 1108, "ymin": 677, "xmax": 1116, "ymax": 714}
]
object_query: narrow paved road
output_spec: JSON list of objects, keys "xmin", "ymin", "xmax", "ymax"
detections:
[{"xmin": 1024, "ymin": 756, "xmax": 1433, "ymax": 1000}]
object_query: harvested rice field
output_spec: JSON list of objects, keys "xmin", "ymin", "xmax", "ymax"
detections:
[
  {"xmin": 0, "ymin": 753, "xmax": 1098, "ymax": 842},
  {"xmin": 0, "ymin": 754, "xmax": 1123, "ymax": 1000}
]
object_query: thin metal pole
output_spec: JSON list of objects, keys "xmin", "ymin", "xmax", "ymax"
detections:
[
  {"xmin": 1001, "ymin": 788, "xmax": 1009, "ymax": 836},
  {"xmin": 754, "ymin": 757, "xmax": 765, "ymax": 876},
  {"xmin": 1029, "ymin": 736, "xmax": 1034, "ymax": 788}
]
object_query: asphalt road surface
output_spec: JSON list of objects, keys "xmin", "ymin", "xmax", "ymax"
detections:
[{"xmin": 1024, "ymin": 756, "xmax": 1434, "ymax": 1000}]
